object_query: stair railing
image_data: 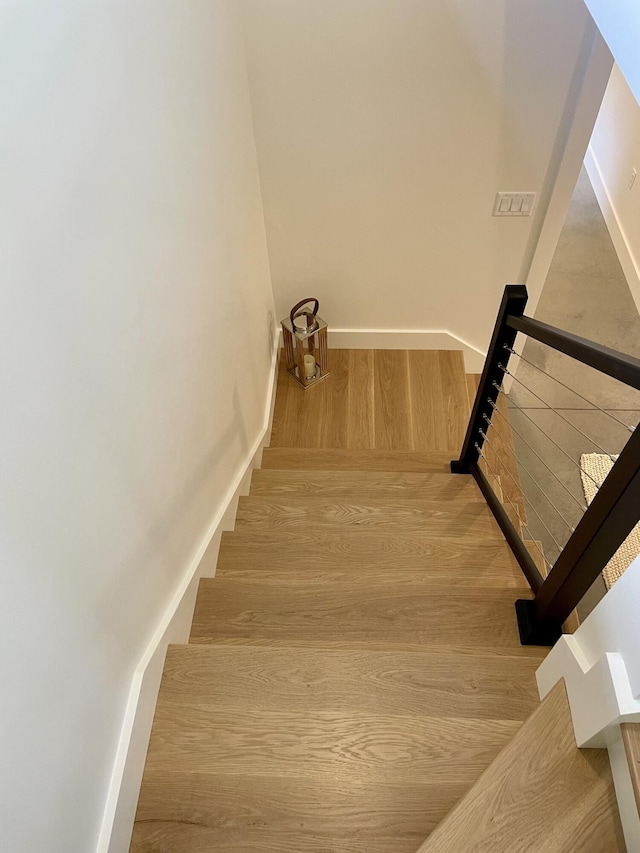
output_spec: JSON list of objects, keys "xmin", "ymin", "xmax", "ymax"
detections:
[{"xmin": 453, "ymin": 284, "xmax": 640, "ymax": 645}]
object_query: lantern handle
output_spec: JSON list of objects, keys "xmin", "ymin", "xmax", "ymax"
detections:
[{"xmin": 290, "ymin": 298, "xmax": 319, "ymax": 330}]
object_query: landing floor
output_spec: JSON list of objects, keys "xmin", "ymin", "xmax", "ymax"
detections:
[{"xmin": 271, "ymin": 349, "xmax": 468, "ymax": 451}]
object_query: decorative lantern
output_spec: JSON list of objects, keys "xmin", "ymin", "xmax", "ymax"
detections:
[{"xmin": 281, "ymin": 297, "xmax": 330, "ymax": 388}]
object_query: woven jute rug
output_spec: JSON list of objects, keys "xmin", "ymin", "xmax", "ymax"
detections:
[{"xmin": 580, "ymin": 453, "xmax": 640, "ymax": 589}]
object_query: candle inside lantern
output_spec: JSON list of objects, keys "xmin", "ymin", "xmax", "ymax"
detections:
[{"xmin": 304, "ymin": 354, "xmax": 316, "ymax": 379}]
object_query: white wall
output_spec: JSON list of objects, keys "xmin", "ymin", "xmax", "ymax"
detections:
[
  {"xmin": 0, "ymin": 2, "xmax": 274, "ymax": 851},
  {"xmin": 241, "ymin": 0, "xmax": 601, "ymax": 358},
  {"xmin": 586, "ymin": 64, "xmax": 640, "ymax": 313}
]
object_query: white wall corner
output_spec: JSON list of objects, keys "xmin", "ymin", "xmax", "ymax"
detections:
[
  {"xmin": 96, "ymin": 332, "xmax": 280, "ymax": 853},
  {"xmin": 537, "ymin": 644, "xmax": 640, "ymax": 748},
  {"xmin": 584, "ymin": 144, "xmax": 640, "ymax": 316}
]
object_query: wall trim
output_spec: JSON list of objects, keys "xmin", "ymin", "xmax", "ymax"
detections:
[
  {"xmin": 96, "ymin": 331, "xmax": 280, "ymax": 853},
  {"xmin": 584, "ymin": 144, "xmax": 640, "ymax": 315},
  {"xmin": 326, "ymin": 328, "xmax": 486, "ymax": 373}
]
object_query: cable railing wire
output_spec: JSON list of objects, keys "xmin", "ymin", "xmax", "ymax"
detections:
[
  {"xmin": 504, "ymin": 344, "xmax": 636, "ymax": 433},
  {"xmin": 487, "ymin": 397, "xmax": 588, "ymax": 511},
  {"xmin": 474, "ymin": 442, "xmax": 552, "ymax": 571},
  {"xmin": 491, "ymin": 380, "xmax": 604, "ymax": 491},
  {"xmin": 478, "ymin": 430, "xmax": 566, "ymax": 555},
  {"xmin": 480, "ymin": 423, "xmax": 577, "ymax": 534},
  {"xmin": 498, "ymin": 362, "xmax": 618, "ymax": 463}
]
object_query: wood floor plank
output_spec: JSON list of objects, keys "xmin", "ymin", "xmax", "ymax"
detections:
[
  {"xmin": 347, "ymin": 349, "xmax": 375, "ymax": 449},
  {"xmin": 408, "ymin": 350, "xmax": 445, "ymax": 452},
  {"xmin": 374, "ymin": 350, "xmax": 412, "ymax": 449},
  {"xmin": 317, "ymin": 348, "xmax": 350, "ymax": 448},
  {"xmin": 234, "ymin": 496, "xmax": 498, "ymax": 536},
  {"xmin": 262, "ymin": 448, "xmax": 454, "ymax": 471},
  {"xmin": 439, "ymin": 351, "xmax": 469, "ymax": 450},
  {"xmin": 154, "ymin": 644, "xmax": 543, "ymax": 720},
  {"xmin": 190, "ymin": 578, "xmax": 533, "ymax": 648},
  {"xmin": 417, "ymin": 681, "xmax": 625, "ymax": 853}
]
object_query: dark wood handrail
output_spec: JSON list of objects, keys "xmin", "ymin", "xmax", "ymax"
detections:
[
  {"xmin": 452, "ymin": 285, "xmax": 527, "ymax": 474},
  {"xmin": 507, "ymin": 315, "xmax": 640, "ymax": 391}
]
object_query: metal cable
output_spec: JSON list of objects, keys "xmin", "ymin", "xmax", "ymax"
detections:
[
  {"xmin": 491, "ymin": 381, "xmax": 604, "ymax": 490},
  {"xmin": 480, "ymin": 422, "xmax": 577, "ymax": 534},
  {"xmin": 498, "ymin": 362, "xmax": 618, "ymax": 463},
  {"xmin": 474, "ymin": 442, "xmax": 551, "ymax": 571},
  {"xmin": 478, "ymin": 430, "xmax": 566, "ymax": 554},
  {"xmin": 487, "ymin": 398, "xmax": 589, "ymax": 511},
  {"xmin": 504, "ymin": 345, "xmax": 636, "ymax": 433}
]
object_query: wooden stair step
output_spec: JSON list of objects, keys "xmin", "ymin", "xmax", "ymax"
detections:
[
  {"xmin": 132, "ymin": 774, "xmax": 462, "ymax": 853},
  {"xmin": 416, "ymin": 680, "xmax": 625, "ymax": 853},
  {"xmin": 215, "ymin": 530, "xmax": 529, "ymax": 589},
  {"xmin": 234, "ymin": 496, "xmax": 498, "ymax": 535},
  {"xmin": 140, "ymin": 705, "xmax": 521, "ymax": 784},
  {"xmin": 190, "ymin": 578, "xmax": 534, "ymax": 648},
  {"xmin": 262, "ymin": 448, "xmax": 455, "ymax": 472},
  {"xmin": 155, "ymin": 643, "xmax": 543, "ymax": 721},
  {"xmin": 132, "ymin": 640, "xmax": 537, "ymax": 853},
  {"xmin": 250, "ymin": 469, "xmax": 481, "ymax": 500}
]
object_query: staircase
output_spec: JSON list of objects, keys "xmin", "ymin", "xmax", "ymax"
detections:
[{"xmin": 129, "ymin": 350, "xmax": 623, "ymax": 851}]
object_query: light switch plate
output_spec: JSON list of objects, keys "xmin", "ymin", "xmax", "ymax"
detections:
[{"xmin": 493, "ymin": 192, "xmax": 536, "ymax": 216}]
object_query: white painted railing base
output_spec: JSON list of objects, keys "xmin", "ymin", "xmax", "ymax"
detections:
[{"xmin": 536, "ymin": 555, "xmax": 640, "ymax": 851}]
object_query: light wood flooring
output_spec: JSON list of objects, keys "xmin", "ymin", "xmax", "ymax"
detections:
[
  {"xmin": 271, "ymin": 349, "xmax": 469, "ymax": 451},
  {"xmin": 130, "ymin": 349, "xmax": 621, "ymax": 852}
]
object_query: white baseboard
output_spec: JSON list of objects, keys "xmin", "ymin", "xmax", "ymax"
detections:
[
  {"xmin": 327, "ymin": 329, "xmax": 486, "ymax": 373},
  {"xmin": 584, "ymin": 145, "xmax": 640, "ymax": 316},
  {"xmin": 96, "ymin": 334, "xmax": 280, "ymax": 853}
]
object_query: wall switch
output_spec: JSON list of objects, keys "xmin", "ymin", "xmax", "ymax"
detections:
[
  {"xmin": 493, "ymin": 192, "xmax": 536, "ymax": 216},
  {"xmin": 629, "ymin": 168, "xmax": 637, "ymax": 190}
]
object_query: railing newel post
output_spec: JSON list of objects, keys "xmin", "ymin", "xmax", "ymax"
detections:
[{"xmin": 451, "ymin": 284, "xmax": 528, "ymax": 474}]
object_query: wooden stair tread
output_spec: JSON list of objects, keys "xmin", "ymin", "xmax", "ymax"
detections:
[
  {"xmin": 262, "ymin": 448, "xmax": 455, "ymax": 472},
  {"xmin": 215, "ymin": 529, "xmax": 530, "ymax": 588},
  {"xmin": 132, "ymin": 774, "xmax": 464, "ymax": 853},
  {"xmin": 250, "ymin": 468, "xmax": 480, "ymax": 499},
  {"xmin": 416, "ymin": 680, "xmax": 625, "ymax": 852},
  {"xmin": 155, "ymin": 643, "xmax": 544, "ymax": 720},
  {"xmin": 235, "ymin": 496, "xmax": 499, "ymax": 535},
  {"xmin": 190, "ymin": 578, "xmax": 534, "ymax": 648}
]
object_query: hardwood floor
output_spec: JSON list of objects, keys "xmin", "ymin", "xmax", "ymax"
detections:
[
  {"xmin": 130, "ymin": 349, "xmax": 620, "ymax": 852},
  {"xmin": 270, "ymin": 349, "xmax": 468, "ymax": 451}
]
